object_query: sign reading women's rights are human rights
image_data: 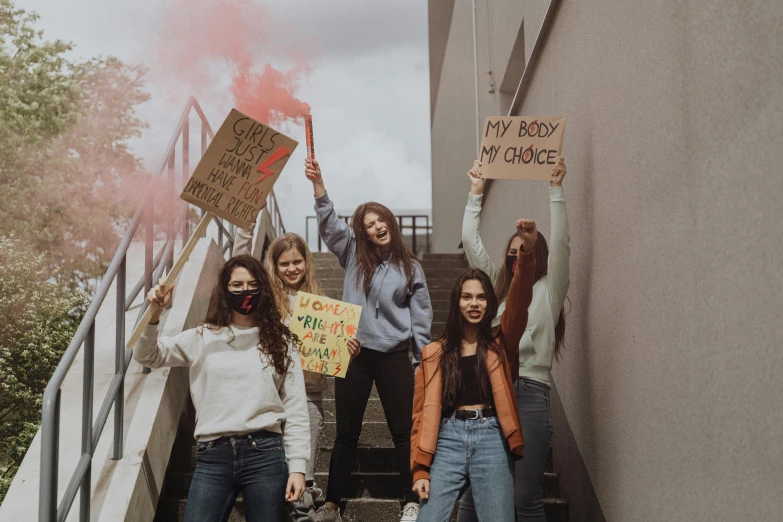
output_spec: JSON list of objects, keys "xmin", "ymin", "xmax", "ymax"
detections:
[
  {"xmin": 289, "ymin": 292, "xmax": 362, "ymax": 379},
  {"xmin": 479, "ymin": 116, "xmax": 566, "ymax": 181}
]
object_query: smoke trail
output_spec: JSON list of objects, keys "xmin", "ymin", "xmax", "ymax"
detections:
[{"xmin": 150, "ymin": 0, "xmax": 311, "ymax": 126}]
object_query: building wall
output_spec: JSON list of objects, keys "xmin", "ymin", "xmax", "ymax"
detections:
[{"xmin": 429, "ymin": 1, "xmax": 783, "ymax": 520}]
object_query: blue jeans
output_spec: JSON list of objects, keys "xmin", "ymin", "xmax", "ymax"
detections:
[
  {"xmin": 457, "ymin": 379, "xmax": 553, "ymax": 522},
  {"xmin": 184, "ymin": 431, "xmax": 288, "ymax": 522},
  {"xmin": 418, "ymin": 413, "xmax": 515, "ymax": 522}
]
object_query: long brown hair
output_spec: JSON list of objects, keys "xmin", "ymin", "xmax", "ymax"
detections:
[
  {"xmin": 204, "ymin": 255, "xmax": 296, "ymax": 374},
  {"xmin": 350, "ymin": 202, "xmax": 417, "ymax": 296},
  {"xmin": 264, "ymin": 233, "xmax": 322, "ymax": 318},
  {"xmin": 431, "ymin": 269, "xmax": 505, "ymax": 412},
  {"xmin": 495, "ymin": 231, "xmax": 566, "ymax": 360}
]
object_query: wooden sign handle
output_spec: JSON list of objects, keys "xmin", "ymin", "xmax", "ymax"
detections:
[{"xmin": 126, "ymin": 212, "xmax": 214, "ymax": 349}]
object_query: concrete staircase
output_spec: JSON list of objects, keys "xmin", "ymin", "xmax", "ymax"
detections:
[{"xmin": 151, "ymin": 253, "xmax": 569, "ymax": 521}]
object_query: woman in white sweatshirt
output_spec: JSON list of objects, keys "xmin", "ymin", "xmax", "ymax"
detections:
[
  {"xmin": 134, "ymin": 254, "xmax": 310, "ymax": 522},
  {"xmin": 457, "ymin": 157, "xmax": 569, "ymax": 522}
]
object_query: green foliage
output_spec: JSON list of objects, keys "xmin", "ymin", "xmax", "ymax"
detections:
[
  {"xmin": 0, "ymin": 235, "xmax": 88, "ymax": 502},
  {"xmin": 0, "ymin": 0, "xmax": 150, "ymax": 501},
  {"xmin": 0, "ymin": 0, "xmax": 150, "ymax": 290}
]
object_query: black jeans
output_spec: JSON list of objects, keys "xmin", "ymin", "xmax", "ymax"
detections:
[{"xmin": 326, "ymin": 347, "xmax": 417, "ymax": 504}]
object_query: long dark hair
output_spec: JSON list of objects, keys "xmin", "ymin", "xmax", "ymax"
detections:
[
  {"xmin": 432, "ymin": 269, "xmax": 505, "ymax": 412},
  {"xmin": 204, "ymin": 255, "xmax": 296, "ymax": 375},
  {"xmin": 495, "ymin": 231, "xmax": 566, "ymax": 360},
  {"xmin": 350, "ymin": 201, "xmax": 417, "ymax": 296}
]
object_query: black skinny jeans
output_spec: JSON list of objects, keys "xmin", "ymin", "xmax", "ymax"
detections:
[{"xmin": 325, "ymin": 347, "xmax": 417, "ymax": 504}]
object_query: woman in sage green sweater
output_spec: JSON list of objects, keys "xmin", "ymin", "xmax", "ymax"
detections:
[{"xmin": 457, "ymin": 156, "xmax": 569, "ymax": 522}]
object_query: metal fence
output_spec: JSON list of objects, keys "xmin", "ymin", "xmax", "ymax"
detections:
[
  {"xmin": 305, "ymin": 214, "xmax": 431, "ymax": 255},
  {"xmin": 37, "ymin": 97, "xmax": 285, "ymax": 522}
]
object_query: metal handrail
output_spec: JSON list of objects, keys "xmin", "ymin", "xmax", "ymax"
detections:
[
  {"xmin": 37, "ymin": 97, "xmax": 284, "ymax": 522},
  {"xmin": 305, "ymin": 214, "xmax": 432, "ymax": 254}
]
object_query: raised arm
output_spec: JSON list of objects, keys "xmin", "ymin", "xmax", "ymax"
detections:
[
  {"xmin": 500, "ymin": 220, "xmax": 537, "ymax": 366},
  {"xmin": 133, "ymin": 280, "xmax": 201, "ymax": 368},
  {"xmin": 232, "ymin": 222, "xmax": 255, "ymax": 258},
  {"xmin": 307, "ymin": 157, "xmax": 354, "ymax": 268},
  {"xmin": 408, "ymin": 264, "xmax": 433, "ymax": 368},
  {"xmin": 547, "ymin": 157, "xmax": 570, "ymax": 316},
  {"xmin": 461, "ymin": 161, "xmax": 500, "ymax": 285}
]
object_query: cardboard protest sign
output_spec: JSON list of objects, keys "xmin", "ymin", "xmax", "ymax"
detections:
[
  {"xmin": 289, "ymin": 292, "xmax": 362, "ymax": 379},
  {"xmin": 180, "ymin": 109, "xmax": 298, "ymax": 228},
  {"xmin": 479, "ymin": 116, "xmax": 566, "ymax": 180}
]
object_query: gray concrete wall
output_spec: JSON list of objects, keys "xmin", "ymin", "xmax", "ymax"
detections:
[{"xmin": 429, "ymin": 0, "xmax": 783, "ymax": 519}]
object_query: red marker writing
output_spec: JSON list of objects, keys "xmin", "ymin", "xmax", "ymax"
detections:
[{"xmin": 254, "ymin": 146, "xmax": 293, "ymax": 184}]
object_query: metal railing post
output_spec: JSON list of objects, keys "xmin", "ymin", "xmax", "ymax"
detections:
[
  {"xmin": 412, "ymin": 217, "xmax": 418, "ymax": 254},
  {"xmin": 113, "ymin": 257, "xmax": 126, "ymax": 460},
  {"xmin": 143, "ymin": 199, "xmax": 153, "ymax": 375},
  {"xmin": 166, "ymin": 151, "xmax": 176, "ymax": 272},
  {"xmin": 182, "ymin": 120, "xmax": 190, "ymax": 244},
  {"xmin": 38, "ymin": 390, "xmax": 60, "ymax": 522},
  {"xmin": 80, "ymin": 323, "xmax": 95, "ymax": 522}
]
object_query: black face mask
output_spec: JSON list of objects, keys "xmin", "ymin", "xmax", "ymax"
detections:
[
  {"xmin": 505, "ymin": 254, "xmax": 516, "ymax": 273},
  {"xmin": 228, "ymin": 290, "xmax": 261, "ymax": 315}
]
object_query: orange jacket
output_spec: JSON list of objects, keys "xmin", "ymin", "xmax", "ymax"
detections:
[{"xmin": 410, "ymin": 249, "xmax": 536, "ymax": 483}]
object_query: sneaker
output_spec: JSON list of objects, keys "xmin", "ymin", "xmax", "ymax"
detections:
[
  {"xmin": 400, "ymin": 502, "xmax": 419, "ymax": 522},
  {"xmin": 315, "ymin": 505, "xmax": 342, "ymax": 522},
  {"xmin": 308, "ymin": 481, "xmax": 323, "ymax": 501}
]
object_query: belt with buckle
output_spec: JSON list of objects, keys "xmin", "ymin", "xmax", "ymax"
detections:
[{"xmin": 452, "ymin": 407, "xmax": 497, "ymax": 420}]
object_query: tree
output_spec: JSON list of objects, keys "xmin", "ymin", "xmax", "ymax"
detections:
[
  {"xmin": 0, "ymin": 0, "xmax": 150, "ymax": 290},
  {"xmin": 0, "ymin": 235, "xmax": 88, "ymax": 502}
]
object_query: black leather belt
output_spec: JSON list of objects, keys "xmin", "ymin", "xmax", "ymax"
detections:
[
  {"xmin": 208, "ymin": 429, "xmax": 275, "ymax": 446},
  {"xmin": 451, "ymin": 407, "xmax": 497, "ymax": 420}
]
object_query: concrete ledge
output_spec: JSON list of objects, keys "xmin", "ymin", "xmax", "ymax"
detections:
[{"xmin": 97, "ymin": 238, "xmax": 224, "ymax": 522}]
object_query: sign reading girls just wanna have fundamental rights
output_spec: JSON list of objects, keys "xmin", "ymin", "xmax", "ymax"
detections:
[
  {"xmin": 289, "ymin": 292, "xmax": 362, "ymax": 379},
  {"xmin": 479, "ymin": 116, "xmax": 566, "ymax": 180},
  {"xmin": 180, "ymin": 109, "xmax": 298, "ymax": 228}
]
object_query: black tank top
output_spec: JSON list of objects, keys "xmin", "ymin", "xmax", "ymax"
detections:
[{"xmin": 442, "ymin": 354, "xmax": 495, "ymax": 417}]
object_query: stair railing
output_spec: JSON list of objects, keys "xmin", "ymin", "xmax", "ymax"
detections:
[
  {"xmin": 305, "ymin": 214, "xmax": 431, "ymax": 254},
  {"xmin": 37, "ymin": 97, "xmax": 285, "ymax": 522}
]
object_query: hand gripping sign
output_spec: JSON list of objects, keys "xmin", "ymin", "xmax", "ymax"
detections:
[
  {"xmin": 289, "ymin": 292, "xmax": 362, "ymax": 378},
  {"xmin": 180, "ymin": 108, "xmax": 298, "ymax": 228},
  {"xmin": 479, "ymin": 116, "xmax": 566, "ymax": 181},
  {"xmin": 126, "ymin": 110, "xmax": 298, "ymax": 349}
]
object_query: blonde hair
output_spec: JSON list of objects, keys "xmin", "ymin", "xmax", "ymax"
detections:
[{"xmin": 264, "ymin": 233, "xmax": 322, "ymax": 318}]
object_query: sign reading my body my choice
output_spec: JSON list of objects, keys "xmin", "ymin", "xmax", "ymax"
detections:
[
  {"xmin": 180, "ymin": 109, "xmax": 298, "ymax": 228},
  {"xmin": 289, "ymin": 292, "xmax": 362, "ymax": 379},
  {"xmin": 479, "ymin": 116, "xmax": 566, "ymax": 181}
]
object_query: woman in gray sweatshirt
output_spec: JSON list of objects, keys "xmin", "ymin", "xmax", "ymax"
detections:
[
  {"xmin": 134, "ymin": 255, "xmax": 310, "ymax": 522},
  {"xmin": 305, "ymin": 157, "xmax": 433, "ymax": 522}
]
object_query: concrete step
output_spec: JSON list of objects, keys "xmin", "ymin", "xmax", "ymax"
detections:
[
  {"xmin": 315, "ymin": 446, "xmax": 397, "ymax": 474},
  {"xmin": 322, "ymin": 398, "xmax": 385, "ymax": 423},
  {"xmin": 422, "ymin": 267, "xmax": 472, "ymax": 280},
  {"xmin": 314, "ymin": 267, "xmax": 345, "ymax": 279},
  {"xmin": 431, "ymin": 321, "xmax": 446, "ymax": 338},
  {"xmin": 428, "ymin": 289, "xmax": 453, "ymax": 301},
  {"xmin": 314, "ymin": 471, "xmax": 403, "ymax": 499},
  {"xmin": 155, "ymin": 497, "xmax": 410, "ymax": 522},
  {"xmin": 319, "ymin": 421, "xmax": 392, "ymax": 448}
]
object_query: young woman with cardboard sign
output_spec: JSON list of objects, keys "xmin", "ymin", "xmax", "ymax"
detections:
[
  {"xmin": 411, "ymin": 220, "xmax": 537, "ymax": 522},
  {"xmin": 265, "ymin": 232, "xmax": 360, "ymax": 521},
  {"xmin": 306, "ymin": 157, "xmax": 433, "ymax": 522},
  {"xmin": 457, "ymin": 157, "xmax": 570, "ymax": 522},
  {"xmin": 133, "ymin": 255, "xmax": 310, "ymax": 522}
]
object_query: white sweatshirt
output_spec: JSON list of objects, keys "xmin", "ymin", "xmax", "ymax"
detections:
[
  {"xmin": 461, "ymin": 186, "xmax": 570, "ymax": 385},
  {"xmin": 134, "ymin": 323, "xmax": 310, "ymax": 475}
]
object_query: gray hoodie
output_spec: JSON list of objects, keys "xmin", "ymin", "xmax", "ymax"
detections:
[{"xmin": 315, "ymin": 193, "xmax": 433, "ymax": 366}]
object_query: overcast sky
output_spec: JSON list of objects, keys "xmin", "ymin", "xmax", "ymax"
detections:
[{"xmin": 15, "ymin": 0, "xmax": 432, "ymax": 240}]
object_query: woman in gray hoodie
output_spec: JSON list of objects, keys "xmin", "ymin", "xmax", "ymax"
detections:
[{"xmin": 306, "ymin": 158, "xmax": 433, "ymax": 522}]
